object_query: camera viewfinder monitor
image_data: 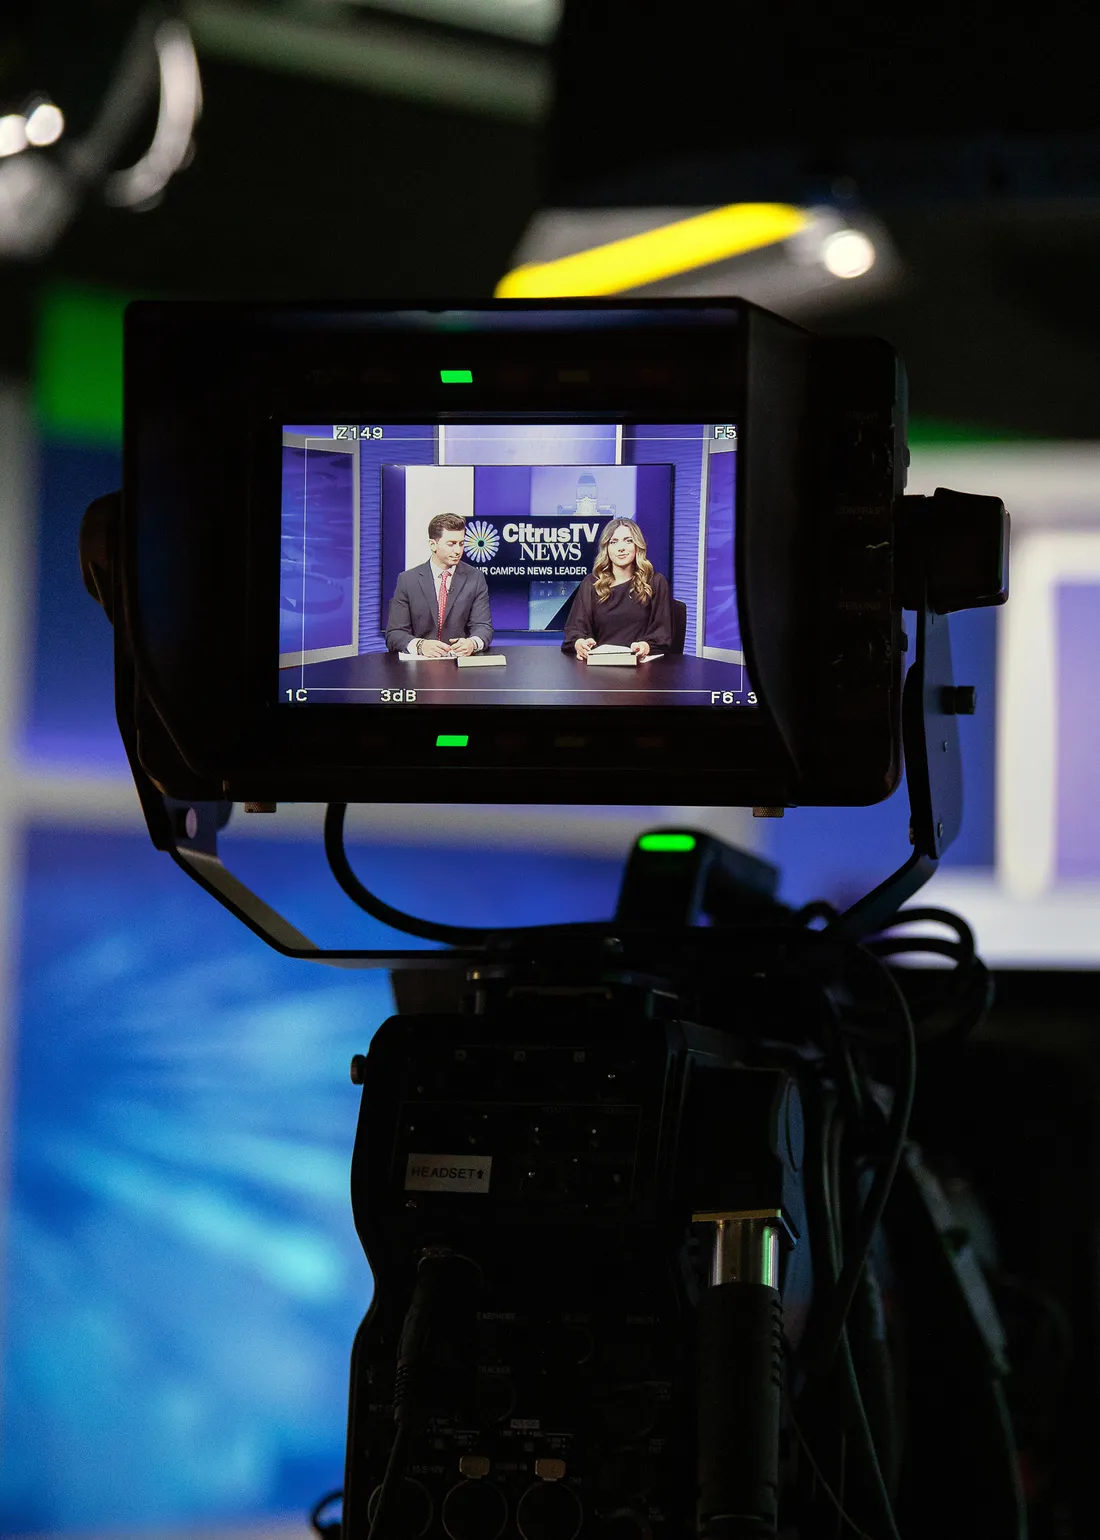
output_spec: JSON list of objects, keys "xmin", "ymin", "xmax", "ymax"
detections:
[
  {"xmin": 278, "ymin": 420, "xmax": 752, "ymax": 712},
  {"xmin": 117, "ymin": 300, "xmax": 906, "ymax": 808}
]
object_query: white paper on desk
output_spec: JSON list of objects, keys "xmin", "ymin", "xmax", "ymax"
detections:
[
  {"xmin": 457, "ymin": 652, "xmax": 506, "ymax": 668},
  {"xmin": 640, "ymin": 653, "xmax": 664, "ymax": 663},
  {"xmin": 398, "ymin": 651, "xmax": 454, "ymax": 662}
]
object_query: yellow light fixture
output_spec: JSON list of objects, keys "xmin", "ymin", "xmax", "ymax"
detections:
[{"xmin": 495, "ymin": 202, "xmax": 812, "ymax": 298}]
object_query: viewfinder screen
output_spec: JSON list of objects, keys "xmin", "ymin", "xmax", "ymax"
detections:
[{"xmin": 278, "ymin": 421, "xmax": 754, "ymax": 709}]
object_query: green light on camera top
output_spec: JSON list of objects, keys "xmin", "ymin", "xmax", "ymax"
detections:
[
  {"xmin": 638, "ymin": 833, "xmax": 697, "ymax": 853},
  {"xmin": 440, "ymin": 368, "xmax": 473, "ymax": 383},
  {"xmin": 436, "ymin": 734, "xmax": 469, "ymax": 748}
]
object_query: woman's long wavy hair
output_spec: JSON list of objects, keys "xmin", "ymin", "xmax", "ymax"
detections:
[{"xmin": 592, "ymin": 518, "xmax": 654, "ymax": 604}]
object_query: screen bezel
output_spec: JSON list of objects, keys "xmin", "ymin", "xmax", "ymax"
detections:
[{"xmin": 123, "ymin": 300, "xmax": 825, "ymax": 805}]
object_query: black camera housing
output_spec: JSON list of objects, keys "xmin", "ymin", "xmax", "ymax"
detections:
[{"xmin": 118, "ymin": 298, "xmax": 906, "ymax": 808}]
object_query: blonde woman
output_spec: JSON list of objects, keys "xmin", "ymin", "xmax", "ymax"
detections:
[{"xmin": 562, "ymin": 518, "xmax": 672, "ymax": 659}]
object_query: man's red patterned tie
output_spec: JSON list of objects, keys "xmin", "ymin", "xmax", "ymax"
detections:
[{"xmin": 437, "ymin": 568, "xmax": 451, "ymax": 640}]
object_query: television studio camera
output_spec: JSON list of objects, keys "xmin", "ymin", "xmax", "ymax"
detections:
[{"xmin": 81, "ymin": 299, "xmax": 1023, "ymax": 1540}]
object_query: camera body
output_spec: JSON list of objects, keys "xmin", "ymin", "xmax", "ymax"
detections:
[
  {"xmin": 77, "ymin": 301, "xmax": 1025, "ymax": 1539},
  {"xmin": 345, "ymin": 992, "xmax": 809, "ymax": 1540},
  {"xmin": 119, "ymin": 299, "xmax": 907, "ymax": 809}
]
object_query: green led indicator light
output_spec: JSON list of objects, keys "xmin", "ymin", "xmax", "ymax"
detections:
[
  {"xmin": 638, "ymin": 833, "xmax": 697, "ymax": 853},
  {"xmin": 440, "ymin": 369, "xmax": 473, "ymax": 384},
  {"xmin": 436, "ymin": 734, "xmax": 469, "ymax": 748}
]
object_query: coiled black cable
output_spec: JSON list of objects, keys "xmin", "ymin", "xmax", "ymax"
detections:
[
  {"xmin": 791, "ymin": 903, "xmax": 997, "ymax": 1537},
  {"xmin": 865, "ymin": 907, "xmax": 993, "ymax": 1047},
  {"xmin": 323, "ymin": 802, "xmax": 614, "ymax": 951},
  {"xmin": 324, "ymin": 802, "xmax": 491, "ymax": 946},
  {"xmin": 871, "ymin": 906, "xmax": 977, "ymax": 962}
]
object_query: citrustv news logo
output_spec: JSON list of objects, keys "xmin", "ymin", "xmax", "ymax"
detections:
[{"xmin": 465, "ymin": 520, "xmax": 500, "ymax": 563}]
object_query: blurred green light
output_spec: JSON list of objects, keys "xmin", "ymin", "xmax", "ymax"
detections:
[
  {"xmin": 440, "ymin": 369, "xmax": 473, "ymax": 383},
  {"xmin": 35, "ymin": 285, "xmax": 130, "ymax": 444},
  {"xmin": 638, "ymin": 833, "xmax": 696, "ymax": 853},
  {"xmin": 436, "ymin": 734, "xmax": 469, "ymax": 747}
]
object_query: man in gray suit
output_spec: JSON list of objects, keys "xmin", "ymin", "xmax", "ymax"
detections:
[{"xmin": 385, "ymin": 512, "xmax": 494, "ymax": 657}]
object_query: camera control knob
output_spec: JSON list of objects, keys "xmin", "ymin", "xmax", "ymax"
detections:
[
  {"xmin": 442, "ymin": 1478, "xmax": 508, "ymax": 1540},
  {"xmin": 516, "ymin": 1478, "xmax": 583, "ymax": 1540}
]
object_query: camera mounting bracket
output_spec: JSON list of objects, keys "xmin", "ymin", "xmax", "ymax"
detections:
[
  {"xmin": 88, "ymin": 473, "xmax": 993, "ymax": 960},
  {"xmin": 116, "ymin": 590, "xmax": 962, "ymax": 963},
  {"xmin": 830, "ymin": 600, "xmax": 962, "ymax": 940}
]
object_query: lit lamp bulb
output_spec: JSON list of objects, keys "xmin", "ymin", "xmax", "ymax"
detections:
[
  {"xmin": 821, "ymin": 228, "xmax": 876, "ymax": 280},
  {"xmin": 25, "ymin": 101, "xmax": 65, "ymax": 147},
  {"xmin": 0, "ymin": 114, "xmax": 28, "ymax": 158}
]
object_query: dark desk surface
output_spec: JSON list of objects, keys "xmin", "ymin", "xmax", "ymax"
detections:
[{"xmin": 284, "ymin": 646, "xmax": 748, "ymax": 707}]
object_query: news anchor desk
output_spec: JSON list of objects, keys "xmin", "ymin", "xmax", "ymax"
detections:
[{"xmin": 287, "ymin": 647, "xmax": 748, "ymax": 707}]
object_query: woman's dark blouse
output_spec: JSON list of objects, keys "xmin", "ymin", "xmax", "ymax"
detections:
[{"xmin": 561, "ymin": 572, "xmax": 673, "ymax": 652}]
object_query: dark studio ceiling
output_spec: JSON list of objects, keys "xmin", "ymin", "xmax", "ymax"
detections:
[{"xmin": 1, "ymin": 0, "xmax": 1099, "ymax": 437}]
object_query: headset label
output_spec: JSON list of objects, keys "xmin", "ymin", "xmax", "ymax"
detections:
[{"xmin": 404, "ymin": 1154, "xmax": 492, "ymax": 1193}]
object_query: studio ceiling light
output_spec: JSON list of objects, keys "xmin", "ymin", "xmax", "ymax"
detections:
[
  {"xmin": 821, "ymin": 228, "xmax": 876, "ymax": 280},
  {"xmin": 496, "ymin": 203, "xmax": 812, "ymax": 298},
  {"xmin": 496, "ymin": 203, "xmax": 898, "ymax": 316},
  {"xmin": 0, "ymin": 115, "xmax": 28, "ymax": 158},
  {"xmin": 105, "ymin": 19, "xmax": 202, "ymax": 208},
  {"xmin": 24, "ymin": 101, "xmax": 65, "ymax": 148}
]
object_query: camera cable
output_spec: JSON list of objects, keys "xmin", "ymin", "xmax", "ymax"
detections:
[
  {"xmin": 808, "ymin": 950, "xmax": 916, "ymax": 1388},
  {"xmin": 796, "ymin": 1084, "xmax": 901, "ymax": 1540},
  {"xmin": 368, "ymin": 1247, "xmax": 482, "ymax": 1540},
  {"xmin": 865, "ymin": 907, "xmax": 993, "ymax": 1048},
  {"xmin": 324, "ymin": 801, "xmax": 614, "ymax": 951},
  {"xmin": 324, "ymin": 802, "xmax": 489, "ymax": 945},
  {"xmin": 782, "ymin": 1358, "xmax": 878, "ymax": 1540},
  {"xmin": 827, "ymin": 1109, "xmax": 901, "ymax": 1540}
]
